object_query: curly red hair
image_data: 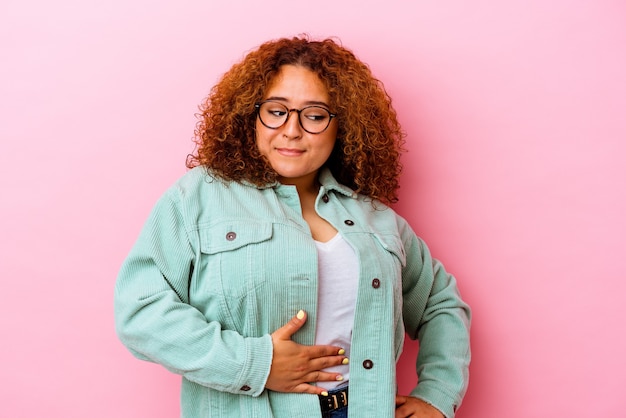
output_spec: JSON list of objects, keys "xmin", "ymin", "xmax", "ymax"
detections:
[{"xmin": 187, "ymin": 35, "xmax": 405, "ymax": 204}]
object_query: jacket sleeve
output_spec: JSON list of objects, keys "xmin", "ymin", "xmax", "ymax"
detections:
[
  {"xmin": 400, "ymin": 220, "xmax": 471, "ymax": 418},
  {"xmin": 114, "ymin": 188, "xmax": 273, "ymax": 396}
]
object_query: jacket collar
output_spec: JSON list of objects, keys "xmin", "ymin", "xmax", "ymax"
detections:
[
  {"xmin": 317, "ymin": 167, "xmax": 358, "ymax": 199},
  {"xmin": 248, "ymin": 167, "xmax": 357, "ymax": 199}
]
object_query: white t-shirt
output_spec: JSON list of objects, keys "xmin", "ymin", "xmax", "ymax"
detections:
[{"xmin": 314, "ymin": 233, "xmax": 359, "ymax": 390}]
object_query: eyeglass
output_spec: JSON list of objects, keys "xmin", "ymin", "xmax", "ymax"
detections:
[{"xmin": 255, "ymin": 100, "xmax": 337, "ymax": 134}]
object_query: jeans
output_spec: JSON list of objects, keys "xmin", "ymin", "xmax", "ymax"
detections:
[{"xmin": 321, "ymin": 405, "xmax": 348, "ymax": 418}]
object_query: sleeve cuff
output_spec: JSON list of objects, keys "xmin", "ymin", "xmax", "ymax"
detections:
[
  {"xmin": 233, "ymin": 334, "xmax": 273, "ymax": 397},
  {"xmin": 410, "ymin": 384, "xmax": 460, "ymax": 418}
]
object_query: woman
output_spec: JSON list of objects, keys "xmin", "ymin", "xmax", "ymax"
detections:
[{"xmin": 115, "ymin": 36, "xmax": 471, "ymax": 418}]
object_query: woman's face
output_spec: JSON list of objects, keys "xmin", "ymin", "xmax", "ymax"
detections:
[{"xmin": 255, "ymin": 65, "xmax": 337, "ymax": 188}]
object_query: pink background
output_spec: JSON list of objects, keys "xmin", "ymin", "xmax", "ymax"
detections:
[{"xmin": 2, "ymin": 1, "xmax": 625, "ymax": 416}]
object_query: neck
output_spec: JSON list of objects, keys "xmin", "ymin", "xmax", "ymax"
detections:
[{"xmin": 278, "ymin": 173, "xmax": 320, "ymax": 197}]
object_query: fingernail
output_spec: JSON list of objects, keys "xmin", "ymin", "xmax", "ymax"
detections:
[
  {"xmin": 336, "ymin": 375, "xmax": 344, "ymax": 381},
  {"xmin": 321, "ymin": 391, "xmax": 329, "ymax": 396},
  {"xmin": 338, "ymin": 348, "xmax": 345, "ymax": 355},
  {"xmin": 342, "ymin": 358, "xmax": 349, "ymax": 365},
  {"xmin": 296, "ymin": 310, "xmax": 305, "ymax": 320}
]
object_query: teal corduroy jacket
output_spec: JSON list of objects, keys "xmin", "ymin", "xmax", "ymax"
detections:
[{"xmin": 115, "ymin": 167, "xmax": 471, "ymax": 418}]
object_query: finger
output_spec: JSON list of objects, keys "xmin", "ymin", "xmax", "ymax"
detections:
[
  {"xmin": 303, "ymin": 370, "xmax": 346, "ymax": 384},
  {"xmin": 291, "ymin": 382, "xmax": 331, "ymax": 396},
  {"xmin": 272, "ymin": 310, "xmax": 307, "ymax": 340},
  {"xmin": 307, "ymin": 354, "xmax": 350, "ymax": 371},
  {"xmin": 395, "ymin": 395, "xmax": 407, "ymax": 406},
  {"xmin": 395, "ymin": 407, "xmax": 412, "ymax": 418},
  {"xmin": 394, "ymin": 403, "xmax": 410, "ymax": 417},
  {"xmin": 305, "ymin": 344, "xmax": 347, "ymax": 359}
]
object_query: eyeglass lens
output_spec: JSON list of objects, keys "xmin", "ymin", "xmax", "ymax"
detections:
[{"xmin": 257, "ymin": 101, "xmax": 333, "ymax": 134}]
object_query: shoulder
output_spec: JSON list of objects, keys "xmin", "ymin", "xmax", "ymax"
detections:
[
  {"xmin": 160, "ymin": 167, "xmax": 269, "ymax": 225},
  {"xmin": 170, "ymin": 166, "xmax": 218, "ymax": 194},
  {"xmin": 347, "ymin": 193, "xmax": 424, "ymax": 250},
  {"xmin": 346, "ymin": 193, "xmax": 410, "ymax": 230},
  {"xmin": 165, "ymin": 167, "xmax": 244, "ymax": 202}
]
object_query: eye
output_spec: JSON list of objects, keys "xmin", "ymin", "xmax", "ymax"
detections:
[
  {"xmin": 302, "ymin": 107, "xmax": 329, "ymax": 123},
  {"xmin": 260, "ymin": 102, "xmax": 288, "ymax": 118},
  {"xmin": 268, "ymin": 109, "xmax": 287, "ymax": 117}
]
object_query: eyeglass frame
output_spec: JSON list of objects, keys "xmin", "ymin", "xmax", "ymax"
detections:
[{"xmin": 254, "ymin": 100, "xmax": 337, "ymax": 134}]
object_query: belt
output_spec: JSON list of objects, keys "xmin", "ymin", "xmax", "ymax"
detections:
[{"xmin": 318, "ymin": 387, "xmax": 348, "ymax": 413}]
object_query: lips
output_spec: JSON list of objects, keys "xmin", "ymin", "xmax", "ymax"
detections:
[{"xmin": 276, "ymin": 147, "xmax": 305, "ymax": 157}]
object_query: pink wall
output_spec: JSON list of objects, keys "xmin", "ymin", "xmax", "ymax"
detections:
[{"xmin": 2, "ymin": 1, "xmax": 625, "ymax": 416}]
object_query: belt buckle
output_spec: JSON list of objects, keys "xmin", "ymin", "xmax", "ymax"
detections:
[{"xmin": 319, "ymin": 387, "xmax": 348, "ymax": 412}]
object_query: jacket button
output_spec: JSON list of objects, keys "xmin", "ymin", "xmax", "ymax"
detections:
[
  {"xmin": 322, "ymin": 194, "xmax": 329, "ymax": 203},
  {"xmin": 240, "ymin": 385, "xmax": 251, "ymax": 391},
  {"xmin": 362, "ymin": 359, "xmax": 374, "ymax": 369},
  {"xmin": 226, "ymin": 232, "xmax": 237, "ymax": 241},
  {"xmin": 344, "ymin": 220, "xmax": 354, "ymax": 226},
  {"xmin": 372, "ymin": 278, "xmax": 380, "ymax": 289}
]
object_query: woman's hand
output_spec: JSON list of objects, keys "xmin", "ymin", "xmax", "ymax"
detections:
[
  {"xmin": 266, "ymin": 310, "xmax": 347, "ymax": 395},
  {"xmin": 395, "ymin": 395, "xmax": 445, "ymax": 418}
]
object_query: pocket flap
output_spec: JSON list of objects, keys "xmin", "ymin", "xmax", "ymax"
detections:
[
  {"xmin": 199, "ymin": 221, "xmax": 273, "ymax": 254},
  {"xmin": 373, "ymin": 233, "xmax": 407, "ymax": 267}
]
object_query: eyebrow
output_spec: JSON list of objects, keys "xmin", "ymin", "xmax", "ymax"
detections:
[{"xmin": 264, "ymin": 96, "xmax": 331, "ymax": 108}]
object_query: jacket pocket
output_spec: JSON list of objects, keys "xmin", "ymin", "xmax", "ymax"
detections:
[
  {"xmin": 198, "ymin": 220, "xmax": 273, "ymax": 299},
  {"xmin": 372, "ymin": 233, "xmax": 407, "ymax": 267}
]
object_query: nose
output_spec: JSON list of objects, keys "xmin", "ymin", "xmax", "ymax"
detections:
[{"xmin": 282, "ymin": 109, "xmax": 303, "ymax": 139}]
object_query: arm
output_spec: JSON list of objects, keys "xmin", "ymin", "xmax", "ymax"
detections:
[
  {"xmin": 399, "ymin": 223, "xmax": 471, "ymax": 417},
  {"xmin": 114, "ymin": 190, "xmax": 273, "ymax": 395},
  {"xmin": 114, "ymin": 188, "xmax": 345, "ymax": 396}
]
